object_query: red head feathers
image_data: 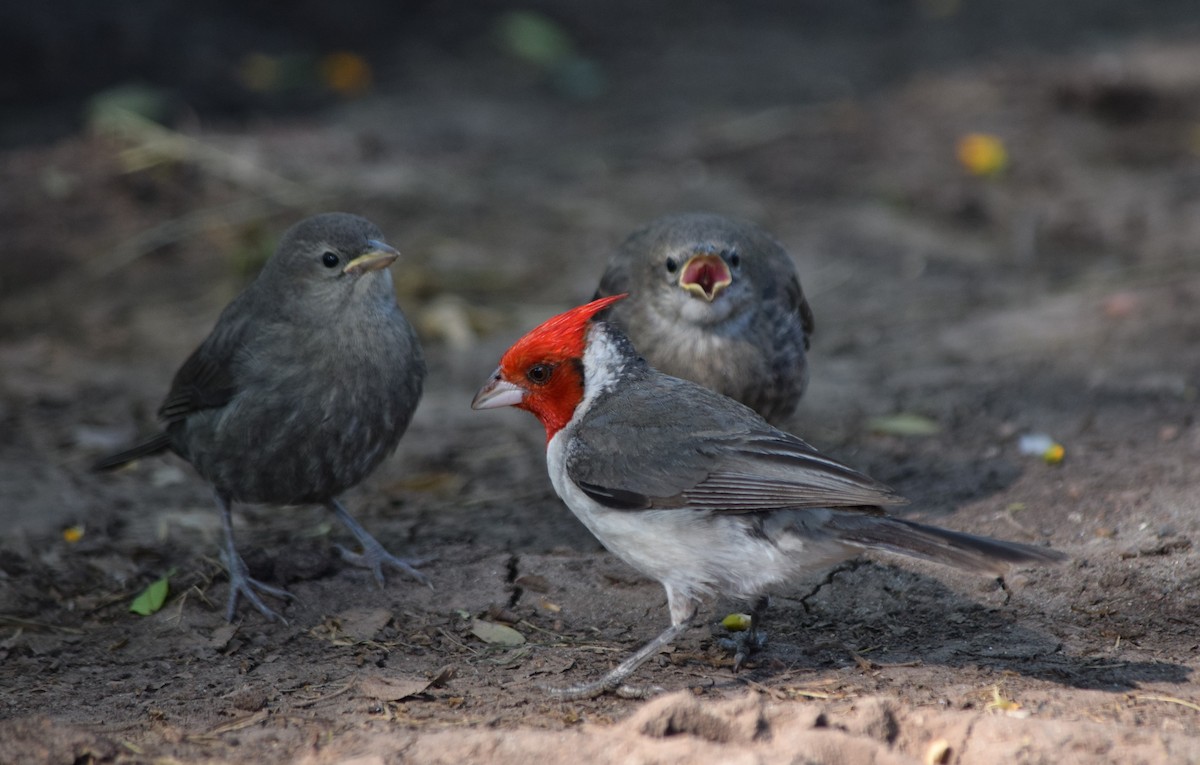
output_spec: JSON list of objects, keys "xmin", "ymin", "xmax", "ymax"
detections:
[{"xmin": 472, "ymin": 294, "xmax": 627, "ymax": 441}]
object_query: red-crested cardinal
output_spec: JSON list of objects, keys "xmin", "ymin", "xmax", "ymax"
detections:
[
  {"xmin": 594, "ymin": 212, "xmax": 814, "ymax": 424},
  {"xmin": 472, "ymin": 295, "xmax": 1065, "ymax": 699}
]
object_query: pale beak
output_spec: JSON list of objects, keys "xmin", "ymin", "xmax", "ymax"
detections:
[
  {"xmin": 471, "ymin": 369, "xmax": 526, "ymax": 410},
  {"xmin": 678, "ymin": 252, "xmax": 732, "ymax": 302},
  {"xmin": 343, "ymin": 240, "xmax": 400, "ymax": 275}
]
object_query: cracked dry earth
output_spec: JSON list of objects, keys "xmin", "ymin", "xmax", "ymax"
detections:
[{"xmin": 3, "ymin": 28, "xmax": 1200, "ymax": 765}]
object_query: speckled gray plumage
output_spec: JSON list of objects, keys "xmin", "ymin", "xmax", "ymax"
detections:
[
  {"xmin": 594, "ymin": 212, "xmax": 814, "ymax": 424},
  {"xmin": 96, "ymin": 212, "xmax": 426, "ymax": 620}
]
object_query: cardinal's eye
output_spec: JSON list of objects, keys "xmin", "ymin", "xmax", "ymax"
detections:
[
  {"xmin": 526, "ymin": 364, "xmax": 554, "ymax": 384},
  {"xmin": 728, "ymin": 251, "xmax": 740, "ymax": 268},
  {"xmin": 665, "ymin": 257, "xmax": 678, "ymax": 274},
  {"xmin": 321, "ymin": 252, "xmax": 340, "ymax": 268}
]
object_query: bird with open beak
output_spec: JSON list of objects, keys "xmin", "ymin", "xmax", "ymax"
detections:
[{"xmin": 594, "ymin": 212, "xmax": 814, "ymax": 424}]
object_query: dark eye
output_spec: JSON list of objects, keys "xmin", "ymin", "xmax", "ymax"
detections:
[
  {"xmin": 728, "ymin": 251, "xmax": 740, "ymax": 268},
  {"xmin": 665, "ymin": 257, "xmax": 678, "ymax": 274},
  {"xmin": 321, "ymin": 251, "xmax": 340, "ymax": 268},
  {"xmin": 526, "ymin": 364, "xmax": 554, "ymax": 384}
]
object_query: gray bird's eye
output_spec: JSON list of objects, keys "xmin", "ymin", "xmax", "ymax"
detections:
[
  {"xmin": 321, "ymin": 251, "xmax": 340, "ymax": 268},
  {"xmin": 527, "ymin": 364, "xmax": 554, "ymax": 384},
  {"xmin": 664, "ymin": 257, "xmax": 678, "ymax": 274},
  {"xmin": 728, "ymin": 251, "xmax": 740, "ymax": 268}
]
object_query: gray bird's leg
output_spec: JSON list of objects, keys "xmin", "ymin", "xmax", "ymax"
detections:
[
  {"xmin": 718, "ymin": 594, "xmax": 769, "ymax": 671},
  {"xmin": 327, "ymin": 498, "xmax": 431, "ymax": 586},
  {"xmin": 215, "ymin": 492, "xmax": 293, "ymax": 622},
  {"xmin": 545, "ymin": 619, "xmax": 694, "ymax": 700},
  {"xmin": 546, "ymin": 593, "xmax": 700, "ymax": 700}
]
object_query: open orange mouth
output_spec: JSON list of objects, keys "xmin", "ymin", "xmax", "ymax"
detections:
[{"xmin": 679, "ymin": 253, "xmax": 732, "ymax": 301}]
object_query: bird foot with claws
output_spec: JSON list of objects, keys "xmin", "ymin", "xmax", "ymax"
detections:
[
  {"xmin": 335, "ymin": 542, "xmax": 432, "ymax": 587},
  {"xmin": 224, "ymin": 554, "xmax": 294, "ymax": 623},
  {"xmin": 329, "ymin": 499, "xmax": 433, "ymax": 587},
  {"xmin": 717, "ymin": 628, "xmax": 767, "ymax": 672}
]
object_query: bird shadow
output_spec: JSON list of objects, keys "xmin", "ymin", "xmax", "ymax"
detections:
[{"xmin": 724, "ymin": 559, "xmax": 1192, "ymax": 692}]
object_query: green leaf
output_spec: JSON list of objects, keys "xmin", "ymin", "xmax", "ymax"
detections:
[
  {"xmin": 867, "ymin": 413, "xmax": 941, "ymax": 437},
  {"xmin": 130, "ymin": 573, "xmax": 171, "ymax": 616}
]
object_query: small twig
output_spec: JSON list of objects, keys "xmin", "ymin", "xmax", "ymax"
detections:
[
  {"xmin": 1132, "ymin": 694, "xmax": 1200, "ymax": 713},
  {"xmin": 437, "ymin": 627, "xmax": 481, "ymax": 656},
  {"xmin": 290, "ymin": 678, "xmax": 356, "ymax": 708}
]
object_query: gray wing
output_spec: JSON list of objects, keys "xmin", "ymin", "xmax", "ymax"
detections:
[
  {"xmin": 592, "ymin": 251, "xmax": 633, "ymax": 319},
  {"xmin": 565, "ymin": 370, "xmax": 902, "ymax": 513},
  {"xmin": 158, "ymin": 296, "xmax": 253, "ymax": 424},
  {"xmin": 784, "ymin": 272, "xmax": 815, "ymax": 349}
]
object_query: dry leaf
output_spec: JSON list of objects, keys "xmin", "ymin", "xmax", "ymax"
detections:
[
  {"xmin": 357, "ymin": 674, "xmax": 433, "ymax": 701},
  {"xmin": 336, "ymin": 607, "xmax": 393, "ymax": 642},
  {"xmin": 470, "ymin": 619, "xmax": 526, "ymax": 646}
]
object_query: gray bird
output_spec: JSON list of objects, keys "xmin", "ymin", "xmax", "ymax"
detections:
[
  {"xmin": 473, "ymin": 296, "xmax": 1066, "ymax": 699},
  {"xmin": 594, "ymin": 212, "xmax": 814, "ymax": 424},
  {"xmin": 96, "ymin": 213, "xmax": 427, "ymax": 622}
]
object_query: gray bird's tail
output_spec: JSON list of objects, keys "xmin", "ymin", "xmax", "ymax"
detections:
[
  {"xmin": 826, "ymin": 514, "xmax": 1066, "ymax": 574},
  {"xmin": 92, "ymin": 432, "xmax": 172, "ymax": 471}
]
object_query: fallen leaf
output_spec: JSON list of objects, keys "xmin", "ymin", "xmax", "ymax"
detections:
[
  {"xmin": 470, "ymin": 619, "xmax": 526, "ymax": 646},
  {"xmin": 515, "ymin": 574, "xmax": 551, "ymax": 592},
  {"xmin": 357, "ymin": 674, "xmax": 433, "ymax": 701},
  {"xmin": 130, "ymin": 572, "xmax": 171, "ymax": 616},
  {"xmin": 210, "ymin": 624, "xmax": 238, "ymax": 651},
  {"xmin": 428, "ymin": 665, "xmax": 456, "ymax": 688},
  {"xmin": 868, "ymin": 413, "xmax": 941, "ymax": 437},
  {"xmin": 336, "ymin": 607, "xmax": 393, "ymax": 642}
]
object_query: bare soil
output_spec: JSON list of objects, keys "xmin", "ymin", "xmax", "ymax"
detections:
[{"xmin": 2, "ymin": 13, "xmax": 1200, "ymax": 765}]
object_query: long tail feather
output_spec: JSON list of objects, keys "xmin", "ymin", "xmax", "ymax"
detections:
[
  {"xmin": 826, "ymin": 514, "xmax": 1066, "ymax": 574},
  {"xmin": 92, "ymin": 432, "xmax": 172, "ymax": 471}
]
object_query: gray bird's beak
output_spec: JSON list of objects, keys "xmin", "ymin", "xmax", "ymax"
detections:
[
  {"xmin": 678, "ymin": 252, "xmax": 732, "ymax": 302},
  {"xmin": 343, "ymin": 240, "xmax": 400, "ymax": 275},
  {"xmin": 471, "ymin": 369, "xmax": 525, "ymax": 410}
]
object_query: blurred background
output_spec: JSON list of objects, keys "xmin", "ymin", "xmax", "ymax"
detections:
[{"xmin": 4, "ymin": 0, "xmax": 1200, "ymax": 145}]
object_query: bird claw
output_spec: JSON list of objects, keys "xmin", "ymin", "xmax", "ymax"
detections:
[
  {"xmin": 224, "ymin": 565, "xmax": 294, "ymax": 623},
  {"xmin": 717, "ymin": 629, "xmax": 767, "ymax": 672},
  {"xmin": 335, "ymin": 543, "xmax": 433, "ymax": 588}
]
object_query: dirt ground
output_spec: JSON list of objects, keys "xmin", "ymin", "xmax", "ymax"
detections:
[{"xmin": 3, "ymin": 8, "xmax": 1200, "ymax": 764}]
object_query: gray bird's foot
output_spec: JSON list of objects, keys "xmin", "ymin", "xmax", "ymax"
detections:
[
  {"xmin": 717, "ymin": 628, "xmax": 767, "ymax": 672},
  {"xmin": 335, "ymin": 542, "xmax": 433, "ymax": 587},
  {"xmin": 215, "ymin": 492, "xmax": 293, "ymax": 623},
  {"xmin": 224, "ymin": 553, "xmax": 294, "ymax": 623},
  {"xmin": 329, "ymin": 496, "xmax": 432, "ymax": 587},
  {"xmin": 716, "ymin": 595, "xmax": 769, "ymax": 671}
]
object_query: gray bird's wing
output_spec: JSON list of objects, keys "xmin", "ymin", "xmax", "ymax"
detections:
[
  {"xmin": 565, "ymin": 372, "xmax": 902, "ymax": 513},
  {"xmin": 592, "ymin": 256, "xmax": 631, "ymax": 304},
  {"xmin": 784, "ymin": 272, "xmax": 815, "ymax": 348},
  {"xmin": 157, "ymin": 303, "xmax": 251, "ymax": 423}
]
